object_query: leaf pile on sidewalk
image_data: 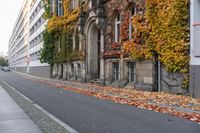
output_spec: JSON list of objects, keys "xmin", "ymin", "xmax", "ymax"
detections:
[{"xmin": 31, "ymin": 78, "xmax": 200, "ymax": 124}]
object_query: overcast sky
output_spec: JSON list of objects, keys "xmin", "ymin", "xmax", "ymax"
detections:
[{"xmin": 0, "ymin": 0, "xmax": 24, "ymax": 55}]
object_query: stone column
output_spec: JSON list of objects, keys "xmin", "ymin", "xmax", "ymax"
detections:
[
  {"xmin": 63, "ymin": 63, "xmax": 67, "ymax": 80},
  {"xmin": 66, "ymin": 63, "xmax": 70, "ymax": 79},
  {"xmin": 100, "ymin": 30, "xmax": 105, "ymax": 85},
  {"xmin": 52, "ymin": 63, "xmax": 58, "ymax": 78},
  {"xmin": 74, "ymin": 63, "xmax": 78, "ymax": 79},
  {"xmin": 57, "ymin": 64, "xmax": 61, "ymax": 79},
  {"xmin": 79, "ymin": 34, "xmax": 83, "ymax": 51},
  {"xmin": 73, "ymin": 35, "xmax": 75, "ymax": 50},
  {"xmin": 120, "ymin": 54, "xmax": 124, "ymax": 82},
  {"xmin": 81, "ymin": 62, "xmax": 86, "ymax": 81}
]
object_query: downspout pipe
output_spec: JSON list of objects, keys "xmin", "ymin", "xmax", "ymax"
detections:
[{"xmin": 153, "ymin": 51, "xmax": 159, "ymax": 92}]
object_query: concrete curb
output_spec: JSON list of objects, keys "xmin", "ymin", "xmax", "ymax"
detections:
[{"xmin": 0, "ymin": 79, "xmax": 79, "ymax": 133}]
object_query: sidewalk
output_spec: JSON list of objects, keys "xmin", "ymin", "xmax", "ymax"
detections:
[{"xmin": 0, "ymin": 85, "xmax": 42, "ymax": 133}]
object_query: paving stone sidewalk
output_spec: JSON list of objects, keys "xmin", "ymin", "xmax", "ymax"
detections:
[{"xmin": 0, "ymin": 85, "xmax": 42, "ymax": 133}]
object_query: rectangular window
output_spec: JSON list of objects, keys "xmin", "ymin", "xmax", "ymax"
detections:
[
  {"xmin": 113, "ymin": 62, "xmax": 120, "ymax": 81},
  {"xmin": 115, "ymin": 14, "xmax": 121, "ymax": 43},
  {"xmin": 129, "ymin": 7, "xmax": 137, "ymax": 39},
  {"xmin": 117, "ymin": 24, "xmax": 120, "ymax": 42},
  {"xmin": 57, "ymin": 0, "xmax": 63, "ymax": 16},
  {"xmin": 127, "ymin": 62, "xmax": 135, "ymax": 82}
]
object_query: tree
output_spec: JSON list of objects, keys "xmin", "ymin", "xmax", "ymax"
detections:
[
  {"xmin": 0, "ymin": 57, "xmax": 8, "ymax": 67},
  {"xmin": 40, "ymin": 30, "xmax": 55, "ymax": 77}
]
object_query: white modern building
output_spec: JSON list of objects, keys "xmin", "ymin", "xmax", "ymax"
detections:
[
  {"xmin": 190, "ymin": 0, "xmax": 200, "ymax": 98},
  {"xmin": 28, "ymin": 0, "xmax": 49, "ymax": 77},
  {"xmin": 8, "ymin": 0, "xmax": 30, "ymax": 72},
  {"xmin": 8, "ymin": 0, "xmax": 50, "ymax": 77}
]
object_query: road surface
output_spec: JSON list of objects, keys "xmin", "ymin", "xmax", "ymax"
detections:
[{"xmin": 0, "ymin": 71, "xmax": 199, "ymax": 133}]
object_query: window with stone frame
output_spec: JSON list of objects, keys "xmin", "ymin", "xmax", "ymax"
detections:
[
  {"xmin": 113, "ymin": 62, "xmax": 120, "ymax": 81},
  {"xmin": 114, "ymin": 13, "xmax": 122, "ymax": 43},
  {"xmin": 57, "ymin": 0, "xmax": 64, "ymax": 16},
  {"xmin": 129, "ymin": 6, "xmax": 137, "ymax": 39},
  {"xmin": 127, "ymin": 62, "xmax": 135, "ymax": 82}
]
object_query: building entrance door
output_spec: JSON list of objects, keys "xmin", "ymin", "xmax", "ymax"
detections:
[{"xmin": 87, "ymin": 22, "xmax": 101, "ymax": 79}]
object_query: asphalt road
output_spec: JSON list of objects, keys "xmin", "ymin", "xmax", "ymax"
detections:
[{"xmin": 0, "ymin": 71, "xmax": 199, "ymax": 133}]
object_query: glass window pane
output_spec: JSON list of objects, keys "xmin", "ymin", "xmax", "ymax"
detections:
[
  {"xmin": 117, "ymin": 24, "xmax": 120, "ymax": 42},
  {"xmin": 113, "ymin": 62, "xmax": 119, "ymax": 80},
  {"xmin": 128, "ymin": 62, "xmax": 135, "ymax": 82}
]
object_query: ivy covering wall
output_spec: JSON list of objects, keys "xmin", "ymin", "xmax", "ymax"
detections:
[
  {"xmin": 40, "ymin": 0, "xmax": 189, "ymax": 88},
  {"xmin": 123, "ymin": 0, "xmax": 189, "ymax": 88},
  {"xmin": 40, "ymin": 0, "xmax": 83, "ymax": 66},
  {"xmin": 124, "ymin": 0, "xmax": 189, "ymax": 73}
]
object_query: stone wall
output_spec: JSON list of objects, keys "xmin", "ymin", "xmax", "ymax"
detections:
[
  {"xmin": 29, "ymin": 66, "xmax": 50, "ymax": 78},
  {"xmin": 104, "ymin": 59, "xmax": 117, "ymax": 85},
  {"xmin": 104, "ymin": 59, "xmax": 153, "ymax": 91},
  {"xmin": 53, "ymin": 62, "xmax": 85, "ymax": 82},
  {"xmin": 16, "ymin": 67, "xmax": 27, "ymax": 73},
  {"xmin": 134, "ymin": 61, "xmax": 153, "ymax": 91},
  {"xmin": 135, "ymin": 61, "xmax": 153, "ymax": 84},
  {"xmin": 105, "ymin": 0, "xmax": 133, "ymax": 47},
  {"xmin": 161, "ymin": 66, "xmax": 187, "ymax": 95}
]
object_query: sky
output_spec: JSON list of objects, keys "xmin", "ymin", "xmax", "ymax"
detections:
[{"xmin": 0, "ymin": 0, "xmax": 24, "ymax": 56}]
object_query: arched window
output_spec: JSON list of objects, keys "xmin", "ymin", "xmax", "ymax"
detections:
[
  {"xmin": 129, "ymin": 7, "xmax": 137, "ymax": 39},
  {"xmin": 114, "ymin": 13, "xmax": 122, "ymax": 42}
]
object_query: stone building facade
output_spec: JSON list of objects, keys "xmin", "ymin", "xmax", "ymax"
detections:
[
  {"xmin": 52, "ymin": 0, "xmax": 154, "ymax": 91},
  {"xmin": 8, "ymin": 0, "xmax": 188, "ymax": 94},
  {"xmin": 8, "ymin": 0, "xmax": 31, "ymax": 74}
]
